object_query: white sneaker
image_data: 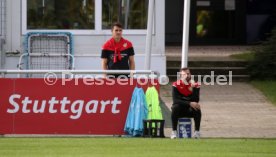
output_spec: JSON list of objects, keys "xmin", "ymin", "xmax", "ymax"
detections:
[
  {"xmin": 193, "ymin": 131, "xmax": 200, "ymax": 139},
  {"xmin": 170, "ymin": 130, "xmax": 177, "ymax": 139}
]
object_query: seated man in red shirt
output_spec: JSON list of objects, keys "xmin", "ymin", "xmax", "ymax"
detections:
[{"xmin": 171, "ymin": 67, "xmax": 201, "ymax": 139}]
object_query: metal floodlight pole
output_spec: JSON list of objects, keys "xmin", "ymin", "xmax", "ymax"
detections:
[
  {"xmin": 181, "ymin": 0, "xmax": 191, "ymax": 68},
  {"xmin": 144, "ymin": 0, "xmax": 155, "ymax": 70},
  {"xmin": 118, "ymin": 0, "xmax": 122, "ymax": 22},
  {"xmin": 124, "ymin": 0, "xmax": 130, "ymax": 29}
]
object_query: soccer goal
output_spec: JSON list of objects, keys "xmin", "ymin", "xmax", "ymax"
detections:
[{"xmin": 18, "ymin": 32, "xmax": 74, "ymax": 77}]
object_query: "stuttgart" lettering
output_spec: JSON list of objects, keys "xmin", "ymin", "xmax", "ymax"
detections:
[{"xmin": 7, "ymin": 94, "xmax": 121, "ymax": 120}]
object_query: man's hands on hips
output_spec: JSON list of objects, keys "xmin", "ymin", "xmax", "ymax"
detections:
[{"xmin": 190, "ymin": 102, "xmax": 201, "ymax": 110}]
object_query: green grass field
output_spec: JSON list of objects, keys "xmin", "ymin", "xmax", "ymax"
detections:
[
  {"xmin": 251, "ymin": 80, "xmax": 276, "ymax": 105},
  {"xmin": 230, "ymin": 52, "xmax": 255, "ymax": 61},
  {"xmin": 0, "ymin": 138, "xmax": 275, "ymax": 157}
]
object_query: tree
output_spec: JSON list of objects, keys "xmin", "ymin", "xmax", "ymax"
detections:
[{"xmin": 248, "ymin": 27, "xmax": 276, "ymax": 80}]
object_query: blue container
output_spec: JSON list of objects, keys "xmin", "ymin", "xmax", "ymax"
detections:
[{"xmin": 177, "ymin": 118, "xmax": 192, "ymax": 138}]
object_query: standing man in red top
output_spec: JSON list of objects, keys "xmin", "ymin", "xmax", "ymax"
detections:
[{"xmin": 101, "ymin": 22, "xmax": 135, "ymax": 77}]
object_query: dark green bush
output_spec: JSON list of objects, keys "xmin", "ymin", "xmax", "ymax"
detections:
[{"xmin": 248, "ymin": 28, "xmax": 276, "ymax": 80}]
